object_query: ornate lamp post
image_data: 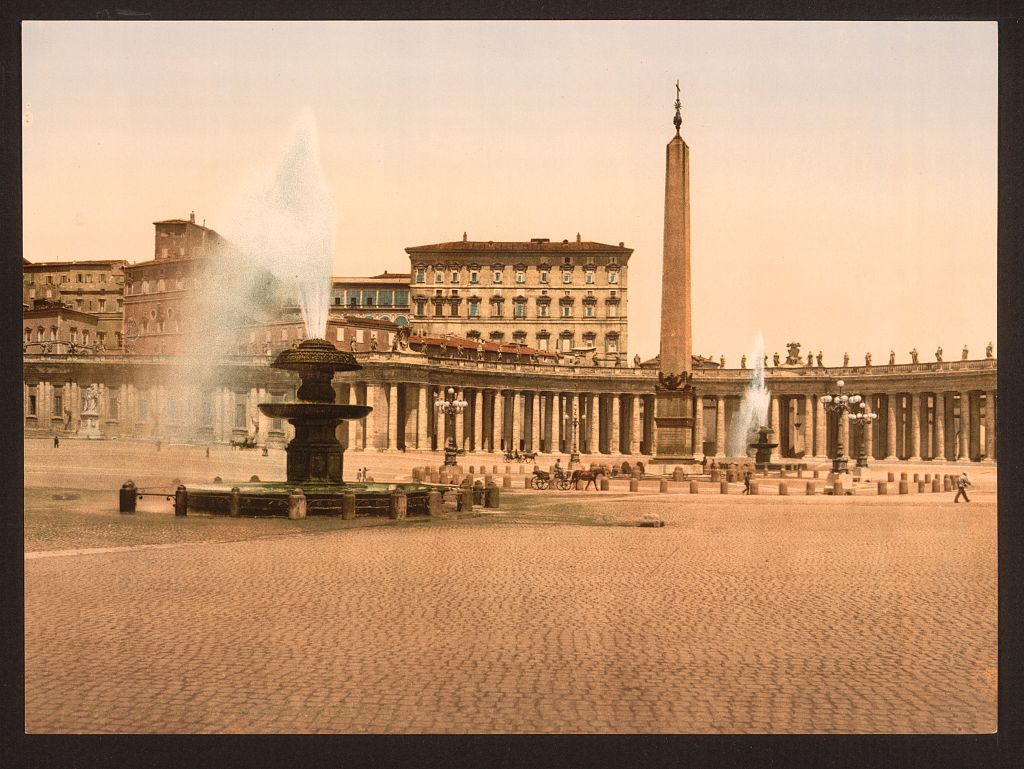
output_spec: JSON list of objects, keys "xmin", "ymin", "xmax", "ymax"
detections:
[
  {"xmin": 819, "ymin": 379, "xmax": 875, "ymax": 476},
  {"xmin": 849, "ymin": 408, "xmax": 878, "ymax": 469},
  {"xmin": 434, "ymin": 386, "xmax": 468, "ymax": 466},
  {"xmin": 562, "ymin": 399, "xmax": 586, "ymax": 466}
]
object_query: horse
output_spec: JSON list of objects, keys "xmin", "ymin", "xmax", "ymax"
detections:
[{"xmin": 571, "ymin": 468, "xmax": 603, "ymax": 491}]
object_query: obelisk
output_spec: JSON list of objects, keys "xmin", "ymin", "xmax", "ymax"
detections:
[{"xmin": 653, "ymin": 82, "xmax": 696, "ymax": 462}]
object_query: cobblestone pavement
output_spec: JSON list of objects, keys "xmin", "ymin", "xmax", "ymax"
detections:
[{"xmin": 24, "ymin": 439, "xmax": 997, "ymax": 733}]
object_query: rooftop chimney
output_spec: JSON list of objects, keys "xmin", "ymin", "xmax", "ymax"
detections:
[
  {"xmin": 463, "ymin": 231, "xmax": 467, "ymax": 242},
  {"xmin": 576, "ymin": 232, "xmax": 581, "ymax": 243},
  {"xmin": 190, "ymin": 211, "xmax": 195, "ymax": 224}
]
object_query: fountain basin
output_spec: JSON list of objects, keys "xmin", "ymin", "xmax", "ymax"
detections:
[
  {"xmin": 258, "ymin": 403, "xmax": 372, "ymax": 421},
  {"xmin": 185, "ymin": 481, "xmax": 437, "ymax": 517}
]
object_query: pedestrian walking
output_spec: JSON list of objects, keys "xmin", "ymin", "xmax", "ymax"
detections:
[
  {"xmin": 742, "ymin": 469, "xmax": 752, "ymax": 495},
  {"xmin": 53, "ymin": 435, "xmax": 59, "ymax": 449},
  {"xmin": 954, "ymin": 472, "xmax": 972, "ymax": 503},
  {"xmin": 701, "ymin": 455, "xmax": 708, "ymax": 473}
]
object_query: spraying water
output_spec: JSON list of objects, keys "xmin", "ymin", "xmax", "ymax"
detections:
[
  {"xmin": 726, "ymin": 332, "xmax": 771, "ymax": 457},
  {"xmin": 217, "ymin": 108, "xmax": 336, "ymax": 339}
]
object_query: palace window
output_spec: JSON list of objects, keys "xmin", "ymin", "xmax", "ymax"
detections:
[
  {"xmin": 435, "ymin": 272, "xmax": 444, "ymax": 283},
  {"xmin": 608, "ymin": 271, "xmax": 619, "ymax": 284},
  {"xmin": 415, "ymin": 300, "xmax": 426, "ymax": 317},
  {"xmin": 138, "ymin": 398, "xmax": 148, "ymax": 422},
  {"xmin": 28, "ymin": 394, "xmax": 37, "ymax": 416},
  {"xmin": 514, "ymin": 303, "xmax": 525, "ymax": 318},
  {"xmin": 515, "ymin": 271, "xmax": 525, "ymax": 284},
  {"xmin": 585, "ymin": 271, "xmax": 594, "ymax": 284},
  {"xmin": 562, "ymin": 272, "xmax": 572, "ymax": 284},
  {"xmin": 607, "ymin": 303, "xmax": 618, "ymax": 318},
  {"xmin": 493, "ymin": 271, "xmax": 503, "ymax": 283},
  {"xmin": 538, "ymin": 303, "xmax": 550, "ymax": 318},
  {"xmin": 451, "ymin": 270, "xmax": 459, "ymax": 283},
  {"xmin": 585, "ymin": 304, "xmax": 594, "ymax": 317},
  {"xmin": 52, "ymin": 389, "xmax": 64, "ymax": 417},
  {"xmin": 234, "ymin": 400, "xmax": 246, "ymax": 429},
  {"xmin": 561, "ymin": 305, "xmax": 572, "ymax": 318},
  {"xmin": 469, "ymin": 302, "xmax": 479, "ymax": 317},
  {"xmin": 539, "ymin": 270, "xmax": 549, "ymax": 284},
  {"xmin": 334, "ymin": 296, "xmax": 342, "ymax": 305},
  {"xmin": 469, "ymin": 271, "xmax": 479, "ymax": 284},
  {"xmin": 379, "ymin": 290, "xmax": 393, "ymax": 306},
  {"xmin": 109, "ymin": 393, "xmax": 119, "ymax": 421},
  {"xmin": 202, "ymin": 399, "xmax": 213, "ymax": 428},
  {"xmin": 415, "ymin": 269, "xmax": 425, "ymax": 284},
  {"xmin": 433, "ymin": 301, "xmax": 443, "ymax": 317},
  {"xmin": 513, "ymin": 331, "xmax": 527, "ymax": 343},
  {"xmin": 537, "ymin": 336, "xmax": 549, "ymax": 351},
  {"xmin": 395, "ymin": 290, "xmax": 408, "ymax": 305}
]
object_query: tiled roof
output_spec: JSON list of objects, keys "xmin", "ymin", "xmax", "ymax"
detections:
[
  {"xmin": 406, "ymin": 240, "xmax": 631, "ymax": 253},
  {"xmin": 24, "ymin": 259, "xmax": 128, "ymax": 268},
  {"xmin": 411, "ymin": 334, "xmax": 557, "ymax": 358}
]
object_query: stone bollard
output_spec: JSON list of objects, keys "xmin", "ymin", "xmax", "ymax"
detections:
[
  {"xmin": 119, "ymin": 481, "xmax": 137, "ymax": 514},
  {"xmin": 877, "ymin": 481, "xmax": 888, "ymax": 495},
  {"xmin": 832, "ymin": 479, "xmax": 843, "ymax": 496},
  {"xmin": 288, "ymin": 488, "xmax": 306, "ymax": 520},
  {"xmin": 505, "ymin": 465, "xmax": 511, "ymax": 475},
  {"xmin": 672, "ymin": 468, "xmax": 685, "ymax": 482},
  {"xmin": 932, "ymin": 478, "xmax": 941, "ymax": 493},
  {"xmin": 900, "ymin": 472, "xmax": 908, "ymax": 481},
  {"xmin": 806, "ymin": 481, "xmax": 815, "ymax": 495},
  {"xmin": 749, "ymin": 480, "xmax": 759, "ymax": 495},
  {"xmin": 229, "ymin": 486, "xmax": 241, "ymax": 517},
  {"xmin": 899, "ymin": 480, "xmax": 909, "ymax": 494},
  {"xmin": 389, "ymin": 491, "xmax": 408, "ymax": 519},
  {"xmin": 689, "ymin": 480, "xmax": 699, "ymax": 494},
  {"xmin": 484, "ymin": 474, "xmax": 493, "ymax": 487},
  {"xmin": 503, "ymin": 475, "xmax": 512, "ymax": 489},
  {"xmin": 726, "ymin": 471, "xmax": 735, "ymax": 483},
  {"xmin": 796, "ymin": 468, "xmax": 803, "ymax": 479},
  {"xmin": 888, "ymin": 472, "xmax": 895, "ymax": 482},
  {"xmin": 427, "ymin": 490, "xmax": 442, "ymax": 516},
  {"xmin": 721, "ymin": 480, "xmax": 729, "ymax": 495},
  {"xmin": 600, "ymin": 477, "xmax": 609, "ymax": 491},
  {"xmin": 779, "ymin": 482, "xmax": 788, "ymax": 496},
  {"xmin": 813, "ymin": 470, "xmax": 820, "ymax": 479},
  {"xmin": 520, "ymin": 464, "xmax": 527, "ymax": 474},
  {"xmin": 492, "ymin": 465, "xmax": 499, "ymax": 475},
  {"xmin": 174, "ymin": 484, "xmax": 188, "ymax": 517},
  {"xmin": 214, "ymin": 476, "xmax": 223, "ymax": 484},
  {"xmin": 342, "ymin": 492, "xmax": 357, "ymax": 520},
  {"xmin": 918, "ymin": 480, "xmax": 926, "ymax": 493},
  {"xmin": 925, "ymin": 473, "xmax": 932, "ymax": 483},
  {"xmin": 468, "ymin": 465, "xmax": 475, "ymax": 474},
  {"xmin": 659, "ymin": 479, "xmax": 669, "ymax": 493},
  {"xmin": 710, "ymin": 469, "xmax": 721, "ymax": 482},
  {"xmin": 943, "ymin": 476, "xmax": 952, "ymax": 492},
  {"xmin": 461, "ymin": 479, "xmax": 474, "ymax": 508},
  {"xmin": 524, "ymin": 476, "xmax": 532, "ymax": 489},
  {"xmin": 411, "ymin": 467, "xmax": 422, "ymax": 482},
  {"xmin": 629, "ymin": 478, "xmax": 639, "ymax": 492},
  {"xmin": 780, "ymin": 467, "xmax": 787, "ymax": 478},
  {"xmin": 485, "ymin": 483, "xmax": 500, "ymax": 508},
  {"xmin": 913, "ymin": 473, "xmax": 920, "ymax": 483},
  {"xmin": 442, "ymin": 489, "xmax": 459, "ymax": 512}
]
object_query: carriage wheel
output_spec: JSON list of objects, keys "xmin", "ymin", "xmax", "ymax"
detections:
[
  {"xmin": 503, "ymin": 455, "xmax": 511, "ymax": 462},
  {"xmin": 532, "ymin": 477, "xmax": 549, "ymax": 490},
  {"xmin": 556, "ymin": 478, "xmax": 573, "ymax": 491}
]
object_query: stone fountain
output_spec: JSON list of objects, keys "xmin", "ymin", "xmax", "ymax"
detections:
[
  {"xmin": 748, "ymin": 426, "xmax": 778, "ymax": 470},
  {"xmin": 185, "ymin": 338, "xmax": 433, "ymax": 517}
]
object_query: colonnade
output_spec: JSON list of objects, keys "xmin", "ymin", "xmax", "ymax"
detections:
[{"xmin": 336, "ymin": 383, "xmax": 658, "ymax": 456}]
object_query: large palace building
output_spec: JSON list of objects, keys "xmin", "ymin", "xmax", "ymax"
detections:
[
  {"xmin": 22, "ymin": 101, "xmax": 997, "ymax": 466},
  {"xmin": 407, "ymin": 234, "xmax": 630, "ymax": 363}
]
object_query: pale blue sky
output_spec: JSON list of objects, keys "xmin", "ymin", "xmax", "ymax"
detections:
[{"xmin": 22, "ymin": 20, "xmax": 997, "ymax": 360}]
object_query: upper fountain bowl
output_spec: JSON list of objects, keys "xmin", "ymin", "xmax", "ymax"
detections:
[{"xmin": 271, "ymin": 338, "xmax": 361, "ymax": 374}]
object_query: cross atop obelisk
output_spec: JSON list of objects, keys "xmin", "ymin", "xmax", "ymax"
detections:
[{"xmin": 674, "ymin": 80, "xmax": 682, "ymax": 136}]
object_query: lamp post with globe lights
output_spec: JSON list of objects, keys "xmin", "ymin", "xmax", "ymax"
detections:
[
  {"xmin": 820, "ymin": 380, "xmax": 875, "ymax": 476},
  {"xmin": 562, "ymin": 398, "xmax": 586, "ymax": 466},
  {"xmin": 849, "ymin": 408, "xmax": 878, "ymax": 470},
  {"xmin": 435, "ymin": 386, "xmax": 468, "ymax": 466}
]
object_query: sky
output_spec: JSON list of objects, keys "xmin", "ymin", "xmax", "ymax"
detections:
[{"xmin": 21, "ymin": 21, "xmax": 997, "ymax": 362}]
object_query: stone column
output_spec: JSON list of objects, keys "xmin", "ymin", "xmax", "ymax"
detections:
[
  {"xmin": 509, "ymin": 390, "xmax": 520, "ymax": 452},
  {"xmin": 692, "ymin": 395, "xmax": 704, "ymax": 460},
  {"xmin": 629, "ymin": 394, "xmax": 641, "ymax": 455},
  {"xmin": 473, "ymin": 389, "xmax": 484, "ymax": 452},
  {"xmin": 715, "ymin": 395, "xmax": 726, "ymax": 458},
  {"xmin": 815, "ymin": 395, "xmax": 826, "ymax": 459},
  {"xmin": 908, "ymin": 393, "xmax": 921, "ymax": 461},
  {"xmin": 552, "ymin": 394, "xmax": 563, "ymax": 453},
  {"xmin": 934, "ymin": 392, "xmax": 946, "ymax": 461},
  {"xmin": 958, "ymin": 391, "xmax": 970, "ymax": 462},
  {"xmin": 803, "ymin": 395, "xmax": 815, "ymax": 459},
  {"xmin": 588, "ymin": 394, "xmax": 599, "ymax": 455},
  {"xmin": 609, "ymin": 394, "xmax": 621, "ymax": 455},
  {"xmin": 416, "ymin": 385, "xmax": 429, "ymax": 450},
  {"xmin": 495, "ymin": 390, "xmax": 505, "ymax": 453},
  {"xmin": 984, "ymin": 390, "xmax": 996, "ymax": 462},
  {"xmin": 885, "ymin": 395, "xmax": 898, "ymax": 460},
  {"xmin": 387, "ymin": 383, "xmax": 400, "ymax": 451},
  {"xmin": 769, "ymin": 395, "xmax": 781, "ymax": 462},
  {"xmin": 455, "ymin": 388, "xmax": 466, "ymax": 451},
  {"xmin": 863, "ymin": 396, "xmax": 874, "ymax": 460},
  {"xmin": 839, "ymin": 408, "xmax": 850, "ymax": 461},
  {"xmin": 367, "ymin": 383, "xmax": 384, "ymax": 450},
  {"xmin": 529, "ymin": 392, "xmax": 540, "ymax": 453}
]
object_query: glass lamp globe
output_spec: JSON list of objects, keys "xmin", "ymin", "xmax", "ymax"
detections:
[
  {"xmin": 821, "ymin": 395, "xmax": 832, "ymax": 404},
  {"xmin": 837, "ymin": 379, "xmax": 845, "ymax": 388}
]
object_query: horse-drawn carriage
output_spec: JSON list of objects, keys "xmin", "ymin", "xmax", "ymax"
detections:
[
  {"xmin": 504, "ymin": 449, "xmax": 538, "ymax": 463},
  {"xmin": 531, "ymin": 466, "xmax": 604, "ymax": 491}
]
